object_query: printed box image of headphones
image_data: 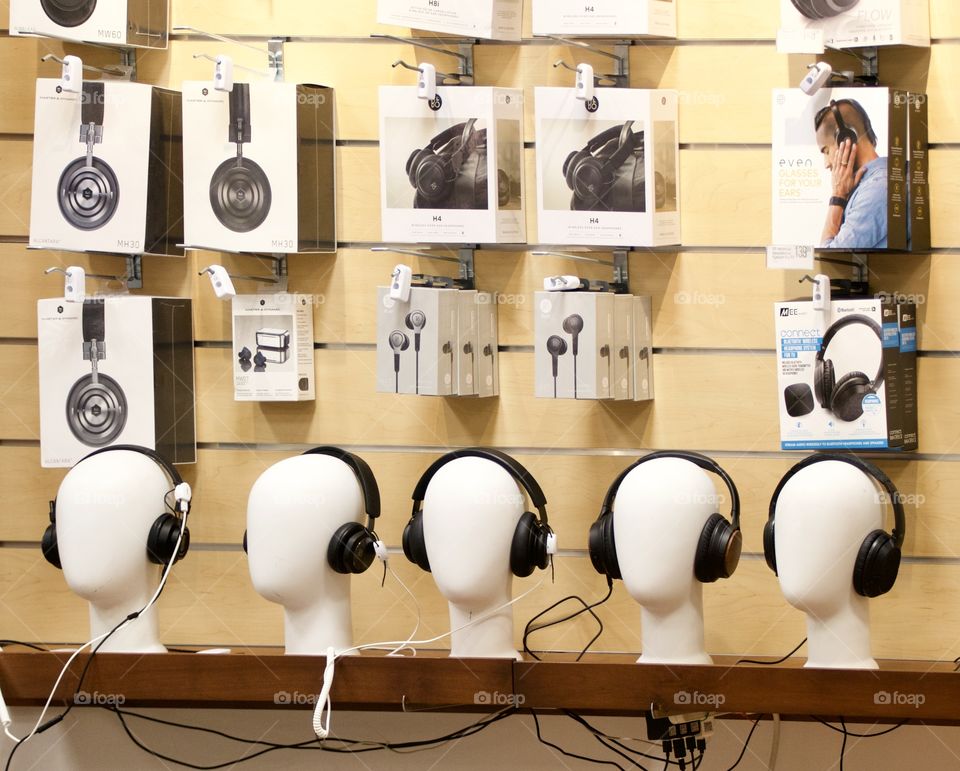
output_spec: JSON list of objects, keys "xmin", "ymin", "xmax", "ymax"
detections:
[
  {"xmin": 783, "ymin": 314, "xmax": 884, "ymax": 422},
  {"xmin": 387, "ymin": 310, "xmax": 451, "ymax": 394},
  {"xmin": 546, "ymin": 314, "xmax": 609, "ymax": 399},
  {"xmin": 40, "ymin": 0, "xmax": 97, "ymax": 27},
  {"xmin": 405, "ymin": 119, "xmax": 495, "ymax": 210},
  {"xmin": 817, "ymin": 98, "xmax": 879, "ymax": 151},
  {"xmin": 209, "ymin": 84, "xmax": 272, "ymax": 233},
  {"xmin": 791, "ymin": 0, "xmax": 859, "ymax": 19},
  {"xmin": 58, "ymin": 81, "xmax": 119, "ymax": 231}
]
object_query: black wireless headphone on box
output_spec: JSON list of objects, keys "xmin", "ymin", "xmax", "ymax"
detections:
[
  {"xmin": 791, "ymin": 0, "xmax": 859, "ymax": 19},
  {"xmin": 815, "ymin": 314, "xmax": 885, "ymax": 422},
  {"xmin": 41, "ymin": 0, "xmax": 97, "ymax": 27},
  {"xmin": 589, "ymin": 450, "xmax": 742, "ymax": 584},
  {"xmin": 403, "ymin": 448, "xmax": 553, "ymax": 578},
  {"xmin": 764, "ymin": 453, "xmax": 905, "ymax": 598},
  {"xmin": 815, "ymin": 99, "xmax": 879, "ymax": 148},
  {"xmin": 406, "ymin": 119, "xmax": 489, "ymax": 210},
  {"xmin": 209, "ymin": 83, "xmax": 272, "ymax": 233},
  {"xmin": 242, "ymin": 447, "xmax": 382, "ymax": 576},
  {"xmin": 41, "ymin": 444, "xmax": 191, "ymax": 570},
  {"xmin": 563, "ymin": 121, "xmax": 648, "ymax": 212}
]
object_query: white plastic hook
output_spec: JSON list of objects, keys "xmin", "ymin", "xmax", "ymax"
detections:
[
  {"xmin": 575, "ymin": 62, "xmax": 595, "ymax": 103},
  {"xmin": 417, "ymin": 62, "xmax": 437, "ymax": 101},
  {"xmin": 214, "ymin": 54, "xmax": 234, "ymax": 92},
  {"xmin": 60, "ymin": 55, "xmax": 83, "ymax": 94}
]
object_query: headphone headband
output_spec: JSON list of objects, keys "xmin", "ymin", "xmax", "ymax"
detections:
[
  {"xmin": 602, "ymin": 450, "xmax": 740, "ymax": 528},
  {"xmin": 767, "ymin": 452, "xmax": 905, "ymax": 548},
  {"xmin": 817, "ymin": 313, "xmax": 885, "ymax": 388},
  {"xmin": 81, "ymin": 82, "xmax": 105, "ymax": 129},
  {"xmin": 76, "ymin": 444, "xmax": 188, "ymax": 514},
  {"xmin": 411, "ymin": 448, "xmax": 548, "ymax": 520},
  {"xmin": 228, "ymin": 83, "xmax": 252, "ymax": 145},
  {"xmin": 301, "ymin": 446, "xmax": 381, "ymax": 526},
  {"xmin": 427, "ymin": 119, "xmax": 480, "ymax": 176},
  {"xmin": 583, "ymin": 121, "xmax": 638, "ymax": 174}
]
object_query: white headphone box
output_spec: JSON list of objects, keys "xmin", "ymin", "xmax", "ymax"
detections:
[
  {"xmin": 633, "ymin": 295, "xmax": 654, "ymax": 402},
  {"xmin": 779, "ymin": 0, "xmax": 929, "ymax": 51},
  {"xmin": 613, "ymin": 295, "xmax": 633, "ymax": 401},
  {"xmin": 476, "ymin": 293, "xmax": 500, "ymax": 398},
  {"xmin": 377, "ymin": 0, "xmax": 521, "ymax": 40},
  {"xmin": 29, "ymin": 79, "xmax": 183, "ymax": 258},
  {"xmin": 456, "ymin": 290, "xmax": 479, "ymax": 396},
  {"xmin": 532, "ymin": 0, "xmax": 676, "ymax": 38},
  {"xmin": 10, "ymin": 0, "xmax": 169, "ymax": 49},
  {"xmin": 535, "ymin": 87, "xmax": 679, "ymax": 248},
  {"xmin": 37, "ymin": 296, "xmax": 196, "ymax": 468}
]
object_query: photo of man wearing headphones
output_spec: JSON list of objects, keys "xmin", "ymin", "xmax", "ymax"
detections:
[{"xmin": 813, "ymin": 99, "xmax": 887, "ymax": 250}]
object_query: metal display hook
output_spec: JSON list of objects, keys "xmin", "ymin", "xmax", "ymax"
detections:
[
  {"xmin": 391, "ymin": 59, "xmax": 465, "ymax": 87},
  {"xmin": 543, "ymin": 35, "xmax": 631, "ymax": 88},
  {"xmin": 373, "ymin": 34, "xmax": 474, "ymax": 85},
  {"xmin": 171, "ymin": 26, "xmax": 286, "ymax": 82},
  {"xmin": 532, "ymin": 249, "xmax": 630, "ymax": 294},
  {"xmin": 372, "ymin": 246, "xmax": 476, "ymax": 290},
  {"xmin": 44, "ymin": 256, "xmax": 143, "ymax": 290},
  {"xmin": 191, "ymin": 53, "xmax": 272, "ymax": 79},
  {"xmin": 41, "ymin": 53, "xmax": 134, "ymax": 81}
]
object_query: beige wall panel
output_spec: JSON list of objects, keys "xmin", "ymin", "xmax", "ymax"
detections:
[{"xmin": 930, "ymin": 0, "xmax": 960, "ymax": 38}]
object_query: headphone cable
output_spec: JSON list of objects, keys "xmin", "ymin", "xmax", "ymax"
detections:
[{"xmin": 522, "ymin": 577, "xmax": 613, "ymax": 662}]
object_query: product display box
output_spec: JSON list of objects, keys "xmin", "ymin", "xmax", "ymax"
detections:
[
  {"xmin": 633, "ymin": 295, "xmax": 654, "ymax": 402},
  {"xmin": 456, "ymin": 290, "xmax": 479, "ymax": 396},
  {"xmin": 779, "ymin": 0, "xmax": 929, "ymax": 51},
  {"xmin": 772, "ymin": 87, "xmax": 913, "ymax": 253},
  {"xmin": 10, "ymin": 0, "xmax": 168, "ymax": 48},
  {"xmin": 30, "ymin": 79, "xmax": 183, "ymax": 257},
  {"xmin": 535, "ymin": 88, "xmax": 679, "ymax": 247},
  {"xmin": 535, "ymin": 291, "xmax": 614, "ymax": 400},
  {"xmin": 476, "ymin": 292, "xmax": 500, "ymax": 398},
  {"xmin": 898, "ymin": 301, "xmax": 918, "ymax": 451},
  {"xmin": 232, "ymin": 294, "xmax": 315, "ymax": 402},
  {"xmin": 379, "ymin": 86, "xmax": 525, "ymax": 244},
  {"xmin": 38, "ymin": 296, "xmax": 195, "ymax": 468},
  {"xmin": 377, "ymin": 0, "xmax": 521, "ymax": 40},
  {"xmin": 182, "ymin": 81, "xmax": 335, "ymax": 254},
  {"xmin": 532, "ymin": 0, "xmax": 676, "ymax": 38},
  {"xmin": 908, "ymin": 92, "xmax": 930, "ymax": 252},
  {"xmin": 774, "ymin": 298, "xmax": 906, "ymax": 451},
  {"xmin": 613, "ymin": 295, "xmax": 633, "ymax": 401}
]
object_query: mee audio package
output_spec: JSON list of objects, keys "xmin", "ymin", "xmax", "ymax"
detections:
[
  {"xmin": 535, "ymin": 87, "xmax": 679, "ymax": 247},
  {"xmin": 182, "ymin": 81, "xmax": 335, "ymax": 254},
  {"xmin": 376, "ymin": 0, "xmax": 521, "ymax": 40},
  {"xmin": 378, "ymin": 86, "xmax": 525, "ymax": 244},
  {"xmin": 774, "ymin": 298, "xmax": 906, "ymax": 451},
  {"xmin": 532, "ymin": 0, "xmax": 676, "ymax": 38},
  {"xmin": 232, "ymin": 293, "xmax": 315, "ymax": 402},
  {"xmin": 29, "ymin": 79, "xmax": 183, "ymax": 257},
  {"xmin": 37, "ymin": 297, "xmax": 195, "ymax": 468},
  {"xmin": 779, "ymin": 0, "xmax": 929, "ymax": 51},
  {"xmin": 898, "ymin": 300, "xmax": 918, "ymax": 451},
  {"xmin": 535, "ymin": 291, "xmax": 614, "ymax": 400},
  {"xmin": 772, "ymin": 87, "xmax": 914, "ymax": 252},
  {"xmin": 376, "ymin": 286, "xmax": 458, "ymax": 396},
  {"xmin": 10, "ymin": 0, "xmax": 168, "ymax": 48}
]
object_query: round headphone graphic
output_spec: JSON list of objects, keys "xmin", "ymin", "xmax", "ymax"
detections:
[
  {"xmin": 563, "ymin": 121, "xmax": 645, "ymax": 211},
  {"xmin": 405, "ymin": 119, "xmax": 487, "ymax": 209},
  {"xmin": 403, "ymin": 448, "xmax": 554, "ymax": 578},
  {"xmin": 41, "ymin": 445, "xmax": 191, "ymax": 570},
  {"xmin": 242, "ymin": 447, "xmax": 383, "ymax": 576},
  {"xmin": 589, "ymin": 451, "xmax": 742, "ymax": 584},
  {"xmin": 814, "ymin": 314, "xmax": 885, "ymax": 422},
  {"xmin": 815, "ymin": 99, "xmax": 878, "ymax": 149},
  {"xmin": 41, "ymin": 0, "xmax": 97, "ymax": 27},
  {"xmin": 791, "ymin": 0, "xmax": 859, "ymax": 19},
  {"xmin": 764, "ymin": 453, "xmax": 905, "ymax": 598}
]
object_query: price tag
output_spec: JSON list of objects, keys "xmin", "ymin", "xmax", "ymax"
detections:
[
  {"xmin": 766, "ymin": 245, "xmax": 815, "ymax": 270},
  {"xmin": 776, "ymin": 28, "xmax": 825, "ymax": 54}
]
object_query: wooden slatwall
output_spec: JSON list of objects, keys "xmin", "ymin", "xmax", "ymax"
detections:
[{"xmin": 1, "ymin": 1, "xmax": 958, "ymax": 662}]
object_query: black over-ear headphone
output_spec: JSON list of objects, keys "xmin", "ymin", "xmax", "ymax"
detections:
[
  {"xmin": 406, "ymin": 119, "xmax": 487, "ymax": 209},
  {"xmin": 563, "ymin": 122, "xmax": 643, "ymax": 211},
  {"xmin": 41, "ymin": 0, "xmax": 97, "ymax": 28},
  {"xmin": 242, "ymin": 447, "xmax": 382, "ymax": 575},
  {"xmin": 209, "ymin": 83, "xmax": 272, "ymax": 233},
  {"xmin": 42, "ymin": 444, "xmax": 191, "ymax": 570},
  {"xmin": 814, "ymin": 314, "xmax": 885, "ymax": 422},
  {"xmin": 791, "ymin": 0, "xmax": 859, "ymax": 20},
  {"xmin": 764, "ymin": 453, "xmax": 905, "ymax": 598},
  {"xmin": 815, "ymin": 99, "xmax": 878, "ymax": 148},
  {"xmin": 58, "ymin": 81, "xmax": 119, "ymax": 231},
  {"xmin": 403, "ymin": 448, "xmax": 553, "ymax": 578},
  {"xmin": 589, "ymin": 451, "xmax": 742, "ymax": 584}
]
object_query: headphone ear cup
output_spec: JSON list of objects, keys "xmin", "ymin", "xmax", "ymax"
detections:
[
  {"xmin": 853, "ymin": 529, "xmax": 902, "ymax": 598},
  {"xmin": 327, "ymin": 522, "xmax": 376, "ymax": 575},
  {"xmin": 147, "ymin": 514, "xmax": 190, "ymax": 566},
  {"xmin": 510, "ymin": 511, "xmax": 549, "ymax": 578},
  {"xmin": 402, "ymin": 514, "xmax": 431, "ymax": 572},
  {"xmin": 694, "ymin": 513, "xmax": 741, "ymax": 583},
  {"xmin": 588, "ymin": 514, "xmax": 620, "ymax": 581},
  {"xmin": 762, "ymin": 520, "xmax": 778, "ymax": 575},
  {"xmin": 41, "ymin": 524, "xmax": 62, "ymax": 569},
  {"xmin": 835, "ymin": 126, "xmax": 859, "ymax": 146},
  {"xmin": 831, "ymin": 371, "xmax": 871, "ymax": 422},
  {"xmin": 407, "ymin": 148, "xmax": 432, "ymax": 187},
  {"xmin": 242, "ymin": 530, "xmax": 248, "ymax": 554},
  {"xmin": 564, "ymin": 150, "xmax": 591, "ymax": 191},
  {"xmin": 815, "ymin": 358, "xmax": 836, "ymax": 409},
  {"xmin": 413, "ymin": 155, "xmax": 453, "ymax": 204}
]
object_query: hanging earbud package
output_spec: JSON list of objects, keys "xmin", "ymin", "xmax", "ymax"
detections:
[
  {"xmin": 532, "ymin": 0, "xmax": 676, "ymax": 38},
  {"xmin": 377, "ymin": 0, "xmax": 521, "ymax": 40},
  {"xmin": 10, "ymin": 0, "xmax": 168, "ymax": 48},
  {"xmin": 779, "ymin": 0, "xmax": 929, "ymax": 52},
  {"xmin": 29, "ymin": 79, "xmax": 183, "ymax": 257},
  {"xmin": 534, "ymin": 88, "xmax": 679, "ymax": 247},
  {"xmin": 181, "ymin": 82, "xmax": 335, "ymax": 254}
]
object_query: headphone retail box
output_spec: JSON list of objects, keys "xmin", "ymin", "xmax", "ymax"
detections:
[
  {"xmin": 182, "ymin": 81, "xmax": 335, "ymax": 254},
  {"xmin": 535, "ymin": 291, "xmax": 614, "ymax": 400},
  {"xmin": 907, "ymin": 93, "xmax": 930, "ymax": 252},
  {"xmin": 774, "ymin": 298, "xmax": 907, "ymax": 451},
  {"xmin": 898, "ymin": 301, "xmax": 917, "ymax": 451},
  {"xmin": 779, "ymin": 0, "xmax": 929, "ymax": 51},
  {"xmin": 476, "ymin": 292, "xmax": 500, "ymax": 398},
  {"xmin": 532, "ymin": 0, "xmax": 676, "ymax": 38},
  {"xmin": 37, "ymin": 296, "xmax": 195, "ymax": 468},
  {"xmin": 456, "ymin": 290, "xmax": 479, "ymax": 396},
  {"xmin": 535, "ymin": 88, "xmax": 679, "ymax": 247},
  {"xmin": 772, "ymin": 87, "xmax": 912, "ymax": 253},
  {"xmin": 10, "ymin": 0, "xmax": 168, "ymax": 48},
  {"xmin": 633, "ymin": 295, "xmax": 654, "ymax": 402},
  {"xmin": 376, "ymin": 0, "xmax": 521, "ymax": 40},
  {"xmin": 378, "ymin": 86, "xmax": 525, "ymax": 244},
  {"xmin": 232, "ymin": 293, "xmax": 315, "ymax": 402},
  {"xmin": 29, "ymin": 79, "xmax": 183, "ymax": 257}
]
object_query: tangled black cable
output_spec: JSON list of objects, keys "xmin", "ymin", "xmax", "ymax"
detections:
[
  {"xmin": 563, "ymin": 711, "xmax": 704, "ymax": 769},
  {"xmin": 736, "ymin": 638, "xmax": 807, "ymax": 666},
  {"xmin": 723, "ymin": 717, "xmax": 761, "ymax": 771},
  {"xmin": 530, "ymin": 709, "xmax": 628, "ymax": 770},
  {"xmin": 522, "ymin": 577, "xmax": 614, "ymax": 661}
]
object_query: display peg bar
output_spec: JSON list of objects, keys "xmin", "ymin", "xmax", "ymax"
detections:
[
  {"xmin": 373, "ymin": 34, "xmax": 475, "ymax": 84},
  {"xmin": 532, "ymin": 249, "xmax": 630, "ymax": 294}
]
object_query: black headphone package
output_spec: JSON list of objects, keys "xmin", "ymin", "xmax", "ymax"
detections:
[
  {"xmin": 37, "ymin": 296, "xmax": 196, "ymax": 467},
  {"xmin": 182, "ymin": 81, "xmax": 335, "ymax": 254},
  {"xmin": 534, "ymin": 87, "xmax": 679, "ymax": 247},
  {"xmin": 378, "ymin": 86, "xmax": 525, "ymax": 244},
  {"xmin": 377, "ymin": 0, "xmax": 521, "ymax": 40},
  {"xmin": 29, "ymin": 79, "xmax": 184, "ymax": 257},
  {"xmin": 772, "ymin": 87, "xmax": 912, "ymax": 252},
  {"xmin": 778, "ymin": 0, "xmax": 929, "ymax": 50},
  {"xmin": 10, "ymin": 0, "xmax": 168, "ymax": 48},
  {"xmin": 533, "ymin": 0, "xmax": 676, "ymax": 37}
]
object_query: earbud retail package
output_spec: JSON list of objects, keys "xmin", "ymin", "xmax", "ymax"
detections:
[
  {"xmin": 476, "ymin": 293, "xmax": 500, "ymax": 398},
  {"xmin": 232, "ymin": 294, "xmax": 315, "ymax": 402},
  {"xmin": 377, "ymin": 0, "xmax": 521, "ymax": 40},
  {"xmin": 779, "ymin": 0, "xmax": 929, "ymax": 51},
  {"xmin": 30, "ymin": 79, "xmax": 183, "ymax": 257},
  {"xmin": 532, "ymin": 0, "xmax": 676, "ymax": 38},
  {"xmin": 379, "ymin": 86, "xmax": 525, "ymax": 244},
  {"xmin": 771, "ymin": 88, "xmax": 918, "ymax": 253},
  {"xmin": 38, "ymin": 297, "xmax": 196, "ymax": 468},
  {"xmin": 456, "ymin": 290, "xmax": 479, "ymax": 396},
  {"xmin": 633, "ymin": 295, "xmax": 654, "ymax": 402},
  {"xmin": 182, "ymin": 82, "xmax": 335, "ymax": 254},
  {"xmin": 535, "ymin": 88, "xmax": 679, "ymax": 247},
  {"xmin": 10, "ymin": 0, "xmax": 168, "ymax": 48}
]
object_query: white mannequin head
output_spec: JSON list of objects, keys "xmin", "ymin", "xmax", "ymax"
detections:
[
  {"xmin": 246, "ymin": 453, "xmax": 368, "ymax": 655},
  {"xmin": 54, "ymin": 449, "xmax": 176, "ymax": 653}
]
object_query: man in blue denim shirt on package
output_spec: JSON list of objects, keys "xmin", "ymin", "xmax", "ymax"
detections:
[{"xmin": 813, "ymin": 99, "xmax": 887, "ymax": 249}]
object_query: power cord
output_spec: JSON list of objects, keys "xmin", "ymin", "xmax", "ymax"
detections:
[
  {"xmin": 563, "ymin": 711, "xmax": 702, "ymax": 768},
  {"xmin": 811, "ymin": 717, "xmax": 906, "ymax": 738},
  {"xmin": 724, "ymin": 718, "xmax": 761, "ymax": 771},
  {"xmin": 531, "ymin": 709, "xmax": 626, "ymax": 771},
  {"xmin": 736, "ymin": 638, "xmax": 806, "ymax": 666},
  {"xmin": 522, "ymin": 577, "xmax": 614, "ymax": 661},
  {"xmin": 0, "ymin": 643, "xmax": 49, "ymax": 653}
]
